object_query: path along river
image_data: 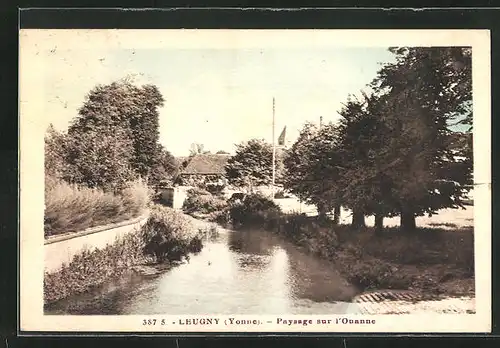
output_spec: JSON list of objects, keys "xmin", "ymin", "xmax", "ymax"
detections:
[{"xmin": 45, "ymin": 224, "xmax": 474, "ymax": 315}]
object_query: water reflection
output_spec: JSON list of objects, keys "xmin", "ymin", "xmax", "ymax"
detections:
[
  {"xmin": 46, "ymin": 227, "xmax": 359, "ymax": 315},
  {"xmin": 228, "ymin": 228, "xmax": 277, "ymax": 255},
  {"xmin": 286, "ymin": 247, "xmax": 357, "ymax": 303}
]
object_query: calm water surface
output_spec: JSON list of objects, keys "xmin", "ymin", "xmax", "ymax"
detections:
[{"xmin": 46, "ymin": 227, "xmax": 360, "ymax": 315}]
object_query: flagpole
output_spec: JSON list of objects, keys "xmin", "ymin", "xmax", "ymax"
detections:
[{"xmin": 272, "ymin": 97, "xmax": 276, "ymax": 199}]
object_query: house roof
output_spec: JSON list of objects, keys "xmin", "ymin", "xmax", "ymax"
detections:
[{"xmin": 181, "ymin": 154, "xmax": 230, "ymax": 175}]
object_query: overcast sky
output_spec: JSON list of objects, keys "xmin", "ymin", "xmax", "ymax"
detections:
[{"xmin": 41, "ymin": 45, "xmax": 396, "ymax": 157}]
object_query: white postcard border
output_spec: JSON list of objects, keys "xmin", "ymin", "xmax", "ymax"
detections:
[{"xmin": 19, "ymin": 29, "xmax": 491, "ymax": 333}]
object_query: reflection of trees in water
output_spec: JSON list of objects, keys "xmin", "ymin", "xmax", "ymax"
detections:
[
  {"xmin": 45, "ymin": 272, "xmax": 153, "ymax": 315},
  {"xmin": 228, "ymin": 230, "xmax": 280, "ymax": 270},
  {"xmin": 284, "ymin": 246, "xmax": 358, "ymax": 303},
  {"xmin": 228, "ymin": 230, "xmax": 279, "ymax": 256},
  {"xmin": 236, "ymin": 254, "xmax": 271, "ymax": 270}
]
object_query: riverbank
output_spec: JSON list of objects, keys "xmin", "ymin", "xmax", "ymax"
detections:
[
  {"xmin": 218, "ymin": 192, "xmax": 474, "ymax": 299},
  {"xmin": 44, "ymin": 206, "xmax": 211, "ymax": 306},
  {"xmin": 271, "ymin": 210, "xmax": 474, "ymax": 299}
]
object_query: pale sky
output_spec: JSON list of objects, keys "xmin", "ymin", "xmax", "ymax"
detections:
[{"xmin": 41, "ymin": 45, "xmax": 395, "ymax": 156}]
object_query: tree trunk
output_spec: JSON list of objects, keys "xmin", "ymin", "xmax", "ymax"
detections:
[
  {"xmin": 374, "ymin": 214, "xmax": 384, "ymax": 235},
  {"xmin": 400, "ymin": 206, "xmax": 416, "ymax": 231},
  {"xmin": 351, "ymin": 209, "xmax": 365, "ymax": 228},
  {"xmin": 333, "ymin": 205, "xmax": 341, "ymax": 225},
  {"xmin": 317, "ymin": 203, "xmax": 327, "ymax": 220}
]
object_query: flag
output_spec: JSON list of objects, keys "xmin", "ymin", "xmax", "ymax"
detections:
[{"xmin": 278, "ymin": 126, "xmax": 286, "ymax": 146}]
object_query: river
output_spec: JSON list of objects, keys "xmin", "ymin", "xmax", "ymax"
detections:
[{"xmin": 45, "ymin": 226, "xmax": 363, "ymax": 315}]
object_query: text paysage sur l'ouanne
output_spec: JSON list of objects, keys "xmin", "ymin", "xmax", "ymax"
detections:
[{"xmin": 142, "ymin": 317, "xmax": 376, "ymax": 327}]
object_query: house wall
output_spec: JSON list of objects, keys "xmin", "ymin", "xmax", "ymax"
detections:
[
  {"xmin": 160, "ymin": 186, "xmax": 190, "ymax": 209},
  {"xmin": 173, "ymin": 186, "xmax": 189, "ymax": 209}
]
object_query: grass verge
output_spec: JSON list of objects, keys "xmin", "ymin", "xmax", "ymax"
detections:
[
  {"xmin": 44, "ymin": 178, "xmax": 150, "ymax": 237},
  {"xmin": 279, "ymin": 216, "xmax": 474, "ymax": 297}
]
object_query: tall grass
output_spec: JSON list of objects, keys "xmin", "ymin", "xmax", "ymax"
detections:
[{"xmin": 44, "ymin": 178, "xmax": 151, "ymax": 237}]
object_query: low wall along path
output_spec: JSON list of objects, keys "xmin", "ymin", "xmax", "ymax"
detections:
[{"xmin": 44, "ymin": 212, "xmax": 149, "ymax": 274}]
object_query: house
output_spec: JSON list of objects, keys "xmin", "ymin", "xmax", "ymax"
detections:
[{"xmin": 175, "ymin": 154, "xmax": 230, "ymax": 187}]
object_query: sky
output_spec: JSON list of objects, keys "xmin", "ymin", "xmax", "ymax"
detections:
[{"xmin": 41, "ymin": 44, "xmax": 397, "ymax": 157}]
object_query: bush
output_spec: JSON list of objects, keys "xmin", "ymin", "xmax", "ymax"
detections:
[
  {"xmin": 274, "ymin": 189, "xmax": 291, "ymax": 199},
  {"xmin": 182, "ymin": 188, "xmax": 227, "ymax": 215},
  {"xmin": 141, "ymin": 205, "xmax": 203, "ymax": 263},
  {"xmin": 229, "ymin": 193, "xmax": 282, "ymax": 227},
  {"xmin": 205, "ymin": 183, "xmax": 226, "ymax": 195},
  {"xmin": 44, "ymin": 179, "xmax": 150, "ymax": 237}
]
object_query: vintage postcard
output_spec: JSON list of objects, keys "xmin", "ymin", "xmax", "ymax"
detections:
[{"xmin": 19, "ymin": 29, "xmax": 491, "ymax": 333}]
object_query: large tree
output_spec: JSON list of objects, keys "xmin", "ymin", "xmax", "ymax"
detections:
[
  {"xmin": 66, "ymin": 79, "xmax": 168, "ymax": 189},
  {"xmin": 225, "ymin": 139, "xmax": 276, "ymax": 190},
  {"xmin": 336, "ymin": 94, "xmax": 399, "ymax": 231},
  {"xmin": 283, "ymin": 122, "xmax": 343, "ymax": 222},
  {"xmin": 284, "ymin": 47, "xmax": 472, "ymax": 232},
  {"xmin": 369, "ymin": 47, "xmax": 473, "ymax": 230}
]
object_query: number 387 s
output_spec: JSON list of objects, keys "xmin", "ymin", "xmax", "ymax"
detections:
[{"xmin": 143, "ymin": 319, "xmax": 165, "ymax": 326}]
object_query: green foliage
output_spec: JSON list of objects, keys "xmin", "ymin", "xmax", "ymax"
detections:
[
  {"xmin": 285, "ymin": 47, "xmax": 473, "ymax": 230},
  {"xmin": 182, "ymin": 188, "xmax": 227, "ymax": 215},
  {"xmin": 225, "ymin": 139, "xmax": 284, "ymax": 188},
  {"xmin": 149, "ymin": 146, "xmax": 178, "ymax": 188},
  {"xmin": 141, "ymin": 205, "xmax": 204, "ymax": 262},
  {"xmin": 65, "ymin": 79, "xmax": 173, "ymax": 190},
  {"xmin": 44, "ymin": 178, "xmax": 150, "ymax": 237},
  {"xmin": 284, "ymin": 122, "xmax": 344, "ymax": 216},
  {"xmin": 44, "ymin": 124, "xmax": 71, "ymax": 180},
  {"xmin": 336, "ymin": 94, "xmax": 399, "ymax": 219},
  {"xmin": 370, "ymin": 47, "xmax": 473, "ymax": 225},
  {"xmin": 229, "ymin": 193, "xmax": 282, "ymax": 227},
  {"xmin": 64, "ymin": 127, "xmax": 137, "ymax": 191}
]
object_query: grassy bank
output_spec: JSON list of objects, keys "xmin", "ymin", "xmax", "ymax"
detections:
[
  {"xmin": 310, "ymin": 222, "xmax": 473, "ymax": 297},
  {"xmin": 44, "ymin": 205, "xmax": 207, "ymax": 305},
  {"xmin": 228, "ymin": 194, "xmax": 474, "ymax": 298},
  {"xmin": 44, "ymin": 178, "xmax": 150, "ymax": 237}
]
